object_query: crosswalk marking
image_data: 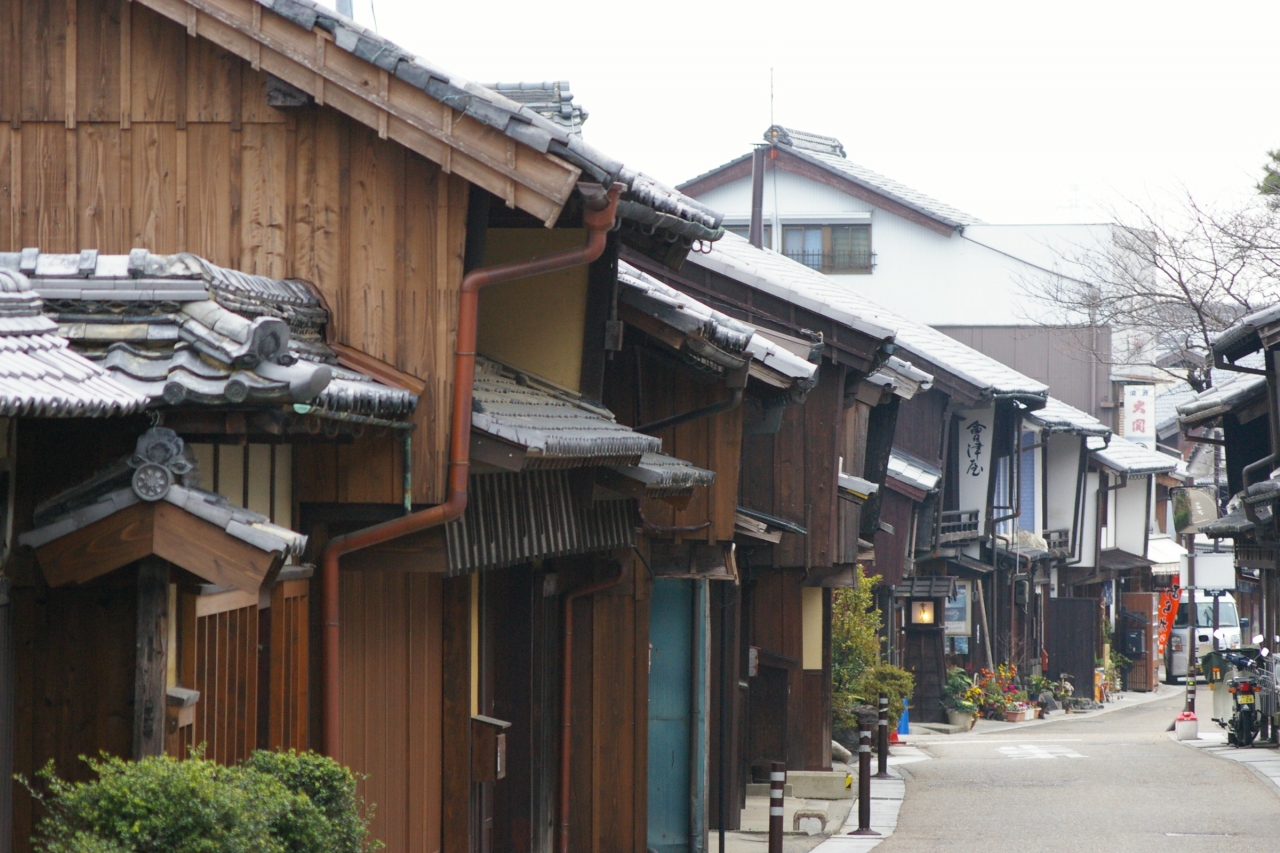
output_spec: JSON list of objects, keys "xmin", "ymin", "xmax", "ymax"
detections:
[{"xmin": 997, "ymin": 744, "xmax": 1085, "ymax": 760}]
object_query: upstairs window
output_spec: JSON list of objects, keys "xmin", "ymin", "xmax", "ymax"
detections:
[
  {"xmin": 726, "ymin": 225, "xmax": 772, "ymax": 247},
  {"xmin": 782, "ymin": 225, "xmax": 873, "ymax": 273}
]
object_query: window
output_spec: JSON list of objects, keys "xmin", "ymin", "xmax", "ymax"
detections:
[
  {"xmin": 782, "ymin": 225, "xmax": 873, "ymax": 272},
  {"xmin": 727, "ymin": 225, "xmax": 772, "ymax": 247}
]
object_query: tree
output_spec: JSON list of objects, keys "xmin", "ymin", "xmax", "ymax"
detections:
[
  {"xmin": 1019, "ymin": 192, "xmax": 1280, "ymax": 392},
  {"xmin": 1258, "ymin": 149, "xmax": 1280, "ymax": 205}
]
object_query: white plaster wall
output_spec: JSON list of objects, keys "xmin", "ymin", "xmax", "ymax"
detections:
[
  {"xmin": 690, "ymin": 172, "xmax": 1116, "ymax": 326},
  {"xmin": 1045, "ymin": 433, "xmax": 1081, "ymax": 532},
  {"xmin": 1115, "ymin": 477, "xmax": 1150, "ymax": 556},
  {"xmin": 1079, "ymin": 470, "xmax": 1100, "ymax": 567}
]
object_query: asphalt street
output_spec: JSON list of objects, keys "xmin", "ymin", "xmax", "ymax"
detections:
[{"xmin": 878, "ymin": 689, "xmax": 1280, "ymax": 852}]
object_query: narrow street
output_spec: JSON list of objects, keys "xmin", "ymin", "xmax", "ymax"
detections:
[{"xmin": 880, "ymin": 689, "xmax": 1280, "ymax": 852}]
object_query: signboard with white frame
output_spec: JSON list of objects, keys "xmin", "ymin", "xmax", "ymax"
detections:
[
  {"xmin": 1123, "ymin": 385, "xmax": 1155, "ymax": 449},
  {"xmin": 1182, "ymin": 552, "xmax": 1235, "ymax": 590}
]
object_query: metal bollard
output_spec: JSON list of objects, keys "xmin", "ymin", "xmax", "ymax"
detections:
[
  {"xmin": 1184, "ymin": 669, "xmax": 1196, "ymax": 714},
  {"xmin": 848, "ymin": 722, "xmax": 880, "ymax": 836},
  {"xmin": 875, "ymin": 692, "xmax": 891, "ymax": 779},
  {"xmin": 768, "ymin": 762, "xmax": 784, "ymax": 853}
]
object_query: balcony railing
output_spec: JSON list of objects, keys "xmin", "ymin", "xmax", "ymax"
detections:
[
  {"xmin": 1236, "ymin": 543, "xmax": 1278, "ymax": 569},
  {"xmin": 782, "ymin": 250, "xmax": 876, "ymax": 273},
  {"xmin": 1044, "ymin": 528, "xmax": 1070, "ymax": 552},
  {"xmin": 938, "ymin": 509, "xmax": 981, "ymax": 544}
]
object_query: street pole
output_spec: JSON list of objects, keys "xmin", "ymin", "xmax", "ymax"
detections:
[
  {"xmin": 870, "ymin": 691, "xmax": 890, "ymax": 778},
  {"xmin": 768, "ymin": 762, "xmax": 784, "ymax": 853},
  {"xmin": 848, "ymin": 712, "xmax": 879, "ymax": 837},
  {"xmin": 1184, "ymin": 545, "xmax": 1197, "ymax": 715}
]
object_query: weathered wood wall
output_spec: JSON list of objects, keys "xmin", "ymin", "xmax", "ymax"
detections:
[
  {"xmin": 892, "ymin": 389, "xmax": 948, "ymax": 466},
  {"xmin": 177, "ymin": 587, "xmax": 259, "ymax": 765},
  {"xmin": 0, "ymin": 0, "xmax": 469, "ymax": 504},
  {"xmin": 739, "ymin": 362, "xmax": 846, "ymax": 568}
]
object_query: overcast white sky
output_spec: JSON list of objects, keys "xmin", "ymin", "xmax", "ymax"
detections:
[{"xmin": 328, "ymin": 0, "xmax": 1276, "ymax": 225}]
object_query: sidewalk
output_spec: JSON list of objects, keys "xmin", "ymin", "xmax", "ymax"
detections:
[
  {"xmin": 719, "ymin": 745, "xmax": 930, "ymax": 853},
  {"xmin": 1170, "ymin": 686, "xmax": 1280, "ymax": 796}
]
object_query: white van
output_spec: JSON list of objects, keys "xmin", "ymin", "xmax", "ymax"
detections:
[{"xmin": 1164, "ymin": 590, "xmax": 1243, "ymax": 682}]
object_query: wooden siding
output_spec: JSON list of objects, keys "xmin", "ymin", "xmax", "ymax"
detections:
[
  {"xmin": 0, "ymin": 0, "xmax": 469, "ymax": 504},
  {"xmin": 604, "ymin": 346, "xmax": 743, "ymax": 541},
  {"xmin": 340, "ymin": 570, "xmax": 443, "ymax": 853},
  {"xmin": 11, "ymin": 571, "xmax": 137, "ymax": 853},
  {"xmin": 893, "ymin": 390, "xmax": 948, "ymax": 466},
  {"xmin": 177, "ymin": 587, "xmax": 259, "ymax": 765},
  {"xmin": 268, "ymin": 576, "xmax": 309, "ymax": 751},
  {"xmin": 739, "ymin": 362, "xmax": 846, "ymax": 569}
]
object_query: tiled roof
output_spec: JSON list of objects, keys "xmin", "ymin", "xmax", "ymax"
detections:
[
  {"xmin": 865, "ymin": 356, "xmax": 934, "ymax": 400},
  {"xmin": 762, "ymin": 126, "xmax": 980, "ymax": 229},
  {"xmin": 6, "ymin": 249, "xmax": 415, "ymax": 418},
  {"xmin": 470, "ymin": 358, "xmax": 661, "ymax": 465},
  {"xmin": 617, "ymin": 261, "xmax": 817, "ymax": 384},
  {"xmin": 483, "ymin": 81, "xmax": 586, "ymax": 134},
  {"xmin": 0, "ymin": 270, "xmax": 147, "ymax": 418},
  {"xmin": 254, "ymin": 1, "xmax": 723, "ymax": 243},
  {"xmin": 21, "ymin": 428, "xmax": 305, "ymax": 557},
  {"xmin": 615, "ymin": 453, "xmax": 716, "ymax": 497},
  {"xmin": 887, "ymin": 448, "xmax": 942, "ymax": 494},
  {"xmin": 1212, "ymin": 303, "xmax": 1280, "ymax": 360},
  {"xmin": 1176, "ymin": 363, "xmax": 1268, "ymax": 428},
  {"xmin": 1025, "ymin": 396, "xmax": 1110, "ymax": 437},
  {"xmin": 1091, "ymin": 438, "xmax": 1179, "ymax": 475},
  {"xmin": 687, "ymin": 233, "xmax": 1047, "ymax": 400}
]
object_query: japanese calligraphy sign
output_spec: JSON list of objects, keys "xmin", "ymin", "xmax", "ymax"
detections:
[{"xmin": 1123, "ymin": 385, "xmax": 1154, "ymax": 449}]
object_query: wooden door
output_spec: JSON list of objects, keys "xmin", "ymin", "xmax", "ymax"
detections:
[
  {"xmin": 1045, "ymin": 597, "xmax": 1100, "ymax": 698},
  {"xmin": 176, "ymin": 587, "xmax": 260, "ymax": 764}
]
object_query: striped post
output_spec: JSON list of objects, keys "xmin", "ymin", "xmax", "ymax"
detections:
[
  {"xmin": 768, "ymin": 762, "xmax": 785, "ymax": 853},
  {"xmin": 848, "ymin": 721, "xmax": 879, "ymax": 836},
  {"xmin": 875, "ymin": 692, "xmax": 891, "ymax": 778}
]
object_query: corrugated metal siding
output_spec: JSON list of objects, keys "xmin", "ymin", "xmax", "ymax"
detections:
[
  {"xmin": 936, "ymin": 326, "xmax": 1112, "ymax": 421},
  {"xmin": 445, "ymin": 472, "xmax": 634, "ymax": 575}
]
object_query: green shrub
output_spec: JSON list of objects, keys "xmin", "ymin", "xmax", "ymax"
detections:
[
  {"xmin": 831, "ymin": 565, "xmax": 883, "ymax": 733},
  {"xmin": 244, "ymin": 750, "xmax": 378, "ymax": 853},
  {"xmin": 24, "ymin": 750, "xmax": 379, "ymax": 853},
  {"xmin": 851, "ymin": 663, "xmax": 914, "ymax": 727}
]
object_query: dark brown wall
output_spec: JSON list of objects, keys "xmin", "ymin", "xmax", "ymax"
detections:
[
  {"xmin": 893, "ymin": 390, "xmax": 948, "ymax": 466},
  {"xmin": 873, "ymin": 490, "xmax": 915, "ymax": 587}
]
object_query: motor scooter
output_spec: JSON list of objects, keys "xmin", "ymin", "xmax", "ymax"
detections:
[{"xmin": 1219, "ymin": 638, "xmax": 1272, "ymax": 748}]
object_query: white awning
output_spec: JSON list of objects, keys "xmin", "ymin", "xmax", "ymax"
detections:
[{"xmin": 1148, "ymin": 535, "xmax": 1187, "ymax": 576}]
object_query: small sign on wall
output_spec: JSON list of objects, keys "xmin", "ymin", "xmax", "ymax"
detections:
[{"xmin": 1123, "ymin": 385, "xmax": 1155, "ymax": 449}]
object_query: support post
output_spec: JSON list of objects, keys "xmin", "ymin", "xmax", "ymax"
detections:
[
  {"xmin": 875, "ymin": 693, "xmax": 890, "ymax": 778},
  {"xmin": 133, "ymin": 558, "xmax": 170, "ymax": 759},
  {"xmin": 848, "ymin": 714, "xmax": 879, "ymax": 836},
  {"xmin": 768, "ymin": 762, "xmax": 784, "ymax": 853}
]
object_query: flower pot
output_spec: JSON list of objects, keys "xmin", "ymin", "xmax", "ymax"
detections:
[
  {"xmin": 1003, "ymin": 708, "xmax": 1033, "ymax": 722},
  {"xmin": 946, "ymin": 710, "xmax": 975, "ymax": 730}
]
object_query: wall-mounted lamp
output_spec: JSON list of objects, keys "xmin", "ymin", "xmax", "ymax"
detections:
[{"xmin": 909, "ymin": 600, "xmax": 936, "ymax": 626}]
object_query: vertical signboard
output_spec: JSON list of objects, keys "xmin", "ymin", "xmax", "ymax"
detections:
[
  {"xmin": 1123, "ymin": 385, "xmax": 1155, "ymax": 449},
  {"xmin": 945, "ymin": 580, "xmax": 972, "ymax": 637}
]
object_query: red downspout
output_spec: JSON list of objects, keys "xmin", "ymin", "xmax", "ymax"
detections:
[
  {"xmin": 559, "ymin": 561, "xmax": 628, "ymax": 853},
  {"xmin": 322, "ymin": 184, "xmax": 622, "ymax": 758}
]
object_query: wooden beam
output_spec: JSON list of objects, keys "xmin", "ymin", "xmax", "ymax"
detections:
[{"xmin": 133, "ymin": 557, "xmax": 170, "ymax": 760}]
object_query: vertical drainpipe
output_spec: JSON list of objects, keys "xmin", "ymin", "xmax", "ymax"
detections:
[{"xmin": 748, "ymin": 147, "xmax": 766, "ymax": 249}]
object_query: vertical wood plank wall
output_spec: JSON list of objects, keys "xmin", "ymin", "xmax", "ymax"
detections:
[
  {"xmin": 340, "ymin": 570, "xmax": 443, "ymax": 853},
  {"xmin": 177, "ymin": 589, "xmax": 260, "ymax": 765},
  {"xmin": 0, "ymin": 0, "xmax": 469, "ymax": 504},
  {"xmin": 603, "ymin": 347, "xmax": 743, "ymax": 541},
  {"xmin": 10, "ymin": 572, "xmax": 137, "ymax": 853},
  {"xmin": 269, "ymin": 578, "xmax": 309, "ymax": 752}
]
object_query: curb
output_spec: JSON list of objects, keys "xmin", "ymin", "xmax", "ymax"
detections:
[{"xmin": 808, "ymin": 746, "xmax": 930, "ymax": 852}]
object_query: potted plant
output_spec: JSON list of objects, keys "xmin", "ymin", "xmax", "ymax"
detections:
[{"xmin": 941, "ymin": 667, "xmax": 980, "ymax": 729}]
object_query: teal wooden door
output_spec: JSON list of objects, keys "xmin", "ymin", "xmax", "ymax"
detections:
[{"xmin": 648, "ymin": 578, "xmax": 693, "ymax": 853}]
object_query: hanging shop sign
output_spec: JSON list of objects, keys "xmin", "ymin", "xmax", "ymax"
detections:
[{"xmin": 945, "ymin": 579, "xmax": 972, "ymax": 637}]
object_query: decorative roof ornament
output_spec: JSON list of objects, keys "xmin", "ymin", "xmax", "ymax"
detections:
[
  {"xmin": 129, "ymin": 428, "xmax": 194, "ymax": 501},
  {"xmin": 764, "ymin": 125, "xmax": 847, "ymax": 158}
]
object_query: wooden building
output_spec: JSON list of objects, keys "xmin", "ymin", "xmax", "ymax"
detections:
[{"xmin": 0, "ymin": 2, "xmax": 742, "ymax": 853}]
